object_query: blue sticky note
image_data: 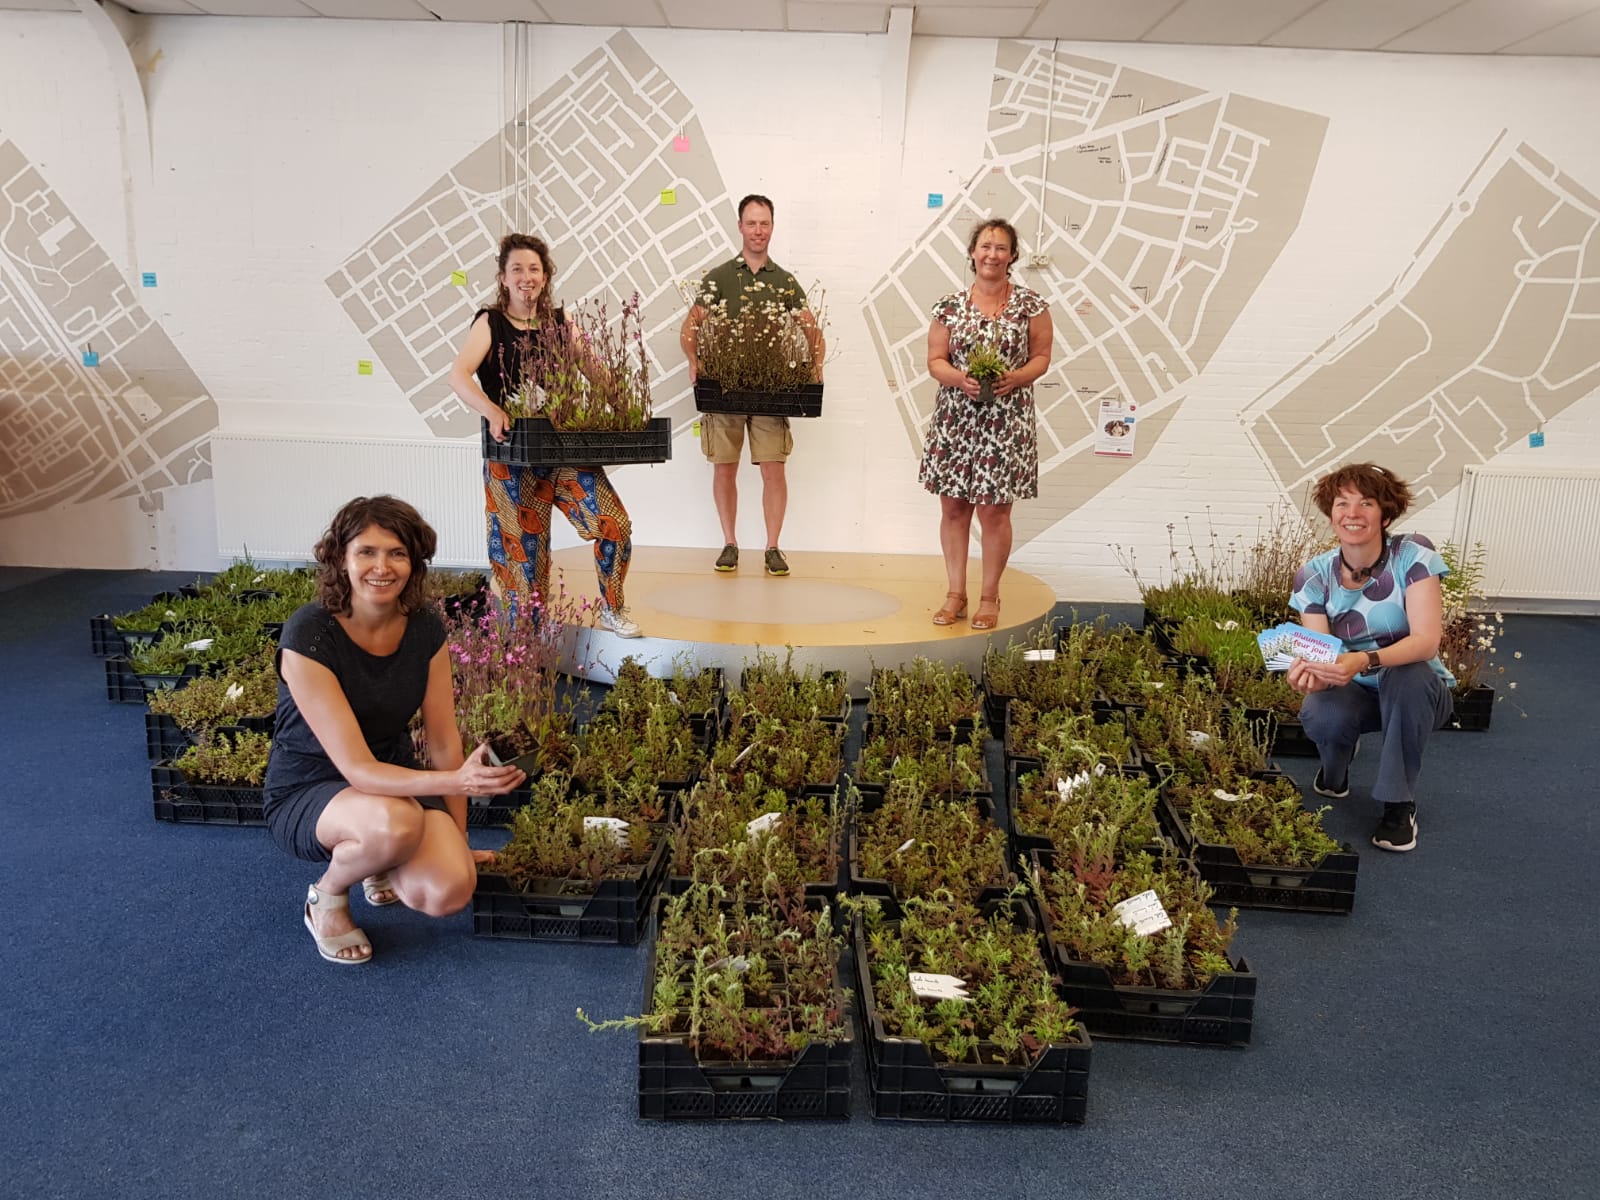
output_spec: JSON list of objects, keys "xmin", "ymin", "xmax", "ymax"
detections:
[
  {"xmin": 141, "ymin": 272, "xmax": 157, "ymax": 287},
  {"xmin": 927, "ymin": 193, "xmax": 943, "ymax": 208},
  {"xmin": 1529, "ymin": 430, "xmax": 1545, "ymax": 448},
  {"xmin": 82, "ymin": 350, "xmax": 99, "ymax": 367}
]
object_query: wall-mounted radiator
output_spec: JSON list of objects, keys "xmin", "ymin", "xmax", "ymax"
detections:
[
  {"xmin": 212, "ymin": 434, "xmax": 485, "ymax": 565},
  {"xmin": 1453, "ymin": 465, "xmax": 1600, "ymax": 606}
]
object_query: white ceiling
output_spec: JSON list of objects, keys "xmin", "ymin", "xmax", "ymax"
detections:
[{"xmin": 8, "ymin": 0, "xmax": 1600, "ymax": 56}]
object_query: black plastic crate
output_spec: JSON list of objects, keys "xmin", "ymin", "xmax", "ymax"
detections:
[
  {"xmin": 150, "ymin": 765, "xmax": 266, "ymax": 826},
  {"xmin": 481, "ymin": 416, "xmax": 672, "ymax": 467},
  {"xmin": 637, "ymin": 935, "xmax": 851, "ymax": 1120},
  {"xmin": 693, "ymin": 378, "xmax": 824, "ymax": 418},
  {"xmin": 1268, "ymin": 714, "xmax": 1318, "ymax": 757},
  {"xmin": 471, "ymin": 824, "xmax": 669, "ymax": 944},
  {"xmin": 1156, "ymin": 794, "xmax": 1358, "ymax": 916},
  {"xmin": 1031, "ymin": 849, "xmax": 1255, "ymax": 1047},
  {"xmin": 852, "ymin": 916, "xmax": 1091, "ymax": 1123},
  {"xmin": 1446, "ymin": 684, "xmax": 1494, "ymax": 732},
  {"xmin": 145, "ymin": 713, "xmax": 187, "ymax": 761}
]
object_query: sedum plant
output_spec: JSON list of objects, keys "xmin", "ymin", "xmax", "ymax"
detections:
[
  {"xmin": 853, "ymin": 891, "xmax": 1079, "ymax": 1066},
  {"xmin": 579, "ymin": 880, "xmax": 847, "ymax": 1062},
  {"xmin": 172, "ymin": 729, "xmax": 273, "ymax": 786},
  {"xmin": 1032, "ymin": 833, "xmax": 1238, "ymax": 990}
]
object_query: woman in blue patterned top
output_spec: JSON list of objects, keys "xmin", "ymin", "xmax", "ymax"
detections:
[{"xmin": 1287, "ymin": 463, "xmax": 1455, "ymax": 853}]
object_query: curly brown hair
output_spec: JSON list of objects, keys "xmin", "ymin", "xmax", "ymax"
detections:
[
  {"xmin": 493, "ymin": 233, "xmax": 556, "ymax": 320},
  {"xmin": 314, "ymin": 495, "xmax": 437, "ymax": 615},
  {"xmin": 1310, "ymin": 462, "xmax": 1414, "ymax": 529}
]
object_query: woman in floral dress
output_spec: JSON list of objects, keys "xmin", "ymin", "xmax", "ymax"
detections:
[{"xmin": 921, "ymin": 218, "xmax": 1054, "ymax": 630}]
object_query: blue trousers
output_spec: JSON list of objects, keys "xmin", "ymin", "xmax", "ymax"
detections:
[{"xmin": 1299, "ymin": 662, "xmax": 1454, "ymax": 808}]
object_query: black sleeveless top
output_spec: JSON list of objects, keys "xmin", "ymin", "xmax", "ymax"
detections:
[{"xmin": 472, "ymin": 307, "xmax": 564, "ymax": 405}]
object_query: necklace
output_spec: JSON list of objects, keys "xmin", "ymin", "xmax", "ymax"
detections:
[
  {"xmin": 504, "ymin": 307, "xmax": 538, "ymax": 328},
  {"xmin": 1339, "ymin": 538, "xmax": 1388, "ymax": 584},
  {"xmin": 969, "ymin": 281, "xmax": 1011, "ymax": 319}
]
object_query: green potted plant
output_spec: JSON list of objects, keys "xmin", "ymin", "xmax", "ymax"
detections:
[
  {"xmin": 578, "ymin": 880, "xmax": 851, "ymax": 1120},
  {"xmin": 485, "ymin": 292, "xmax": 671, "ymax": 467},
  {"xmin": 151, "ymin": 729, "xmax": 273, "ymax": 825},
  {"xmin": 689, "ymin": 281, "xmax": 827, "ymax": 418},
  {"xmin": 850, "ymin": 891, "xmax": 1091, "ymax": 1123},
  {"xmin": 473, "ymin": 773, "xmax": 670, "ymax": 945},
  {"xmin": 1030, "ymin": 835, "xmax": 1254, "ymax": 1046}
]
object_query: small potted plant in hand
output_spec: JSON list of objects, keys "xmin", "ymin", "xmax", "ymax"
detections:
[{"xmin": 965, "ymin": 341, "xmax": 1006, "ymax": 403}]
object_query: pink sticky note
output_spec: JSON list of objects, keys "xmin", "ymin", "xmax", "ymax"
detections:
[{"xmin": 672, "ymin": 135, "xmax": 690, "ymax": 153}]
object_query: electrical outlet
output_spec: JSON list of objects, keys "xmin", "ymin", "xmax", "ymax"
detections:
[{"xmin": 1027, "ymin": 252, "xmax": 1051, "ymax": 268}]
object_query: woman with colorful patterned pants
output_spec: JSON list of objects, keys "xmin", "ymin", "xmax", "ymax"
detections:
[{"xmin": 447, "ymin": 232, "xmax": 641, "ymax": 636}]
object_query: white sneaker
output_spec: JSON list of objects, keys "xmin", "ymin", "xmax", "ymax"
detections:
[{"xmin": 598, "ymin": 605, "xmax": 642, "ymax": 639}]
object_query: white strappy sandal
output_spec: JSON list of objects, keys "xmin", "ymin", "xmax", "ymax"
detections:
[{"xmin": 303, "ymin": 884, "xmax": 373, "ymax": 965}]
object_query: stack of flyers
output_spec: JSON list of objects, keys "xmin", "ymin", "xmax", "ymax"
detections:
[{"xmin": 1258, "ymin": 623, "xmax": 1344, "ymax": 671}]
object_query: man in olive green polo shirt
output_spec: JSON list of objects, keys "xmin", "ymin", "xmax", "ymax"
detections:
[{"xmin": 680, "ymin": 194, "xmax": 824, "ymax": 577}]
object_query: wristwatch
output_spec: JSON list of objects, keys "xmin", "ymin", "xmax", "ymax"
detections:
[{"xmin": 1364, "ymin": 650, "xmax": 1382, "ymax": 673}]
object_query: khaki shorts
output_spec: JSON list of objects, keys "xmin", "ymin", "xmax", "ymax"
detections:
[{"xmin": 700, "ymin": 413, "xmax": 793, "ymax": 464}]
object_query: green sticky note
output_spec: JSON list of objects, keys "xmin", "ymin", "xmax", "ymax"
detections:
[
  {"xmin": 450, "ymin": 270, "xmax": 467, "ymax": 287},
  {"xmin": 660, "ymin": 189, "xmax": 677, "ymax": 206},
  {"xmin": 692, "ymin": 419, "xmax": 701, "ymax": 436},
  {"xmin": 357, "ymin": 360, "xmax": 373, "ymax": 376}
]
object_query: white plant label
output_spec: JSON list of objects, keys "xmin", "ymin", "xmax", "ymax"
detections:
[
  {"xmin": 746, "ymin": 812, "xmax": 782, "ymax": 840},
  {"xmin": 710, "ymin": 954, "xmax": 750, "ymax": 974},
  {"xmin": 896, "ymin": 838, "xmax": 916, "ymax": 854},
  {"xmin": 731, "ymin": 742, "xmax": 757, "ymax": 765},
  {"xmin": 224, "ymin": 682, "xmax": 244, "ymax": 704},
  {"xmin": 908, "ymin": 972, "xmax": 970, "ymax": 1001},
  {"xmin": 183, "ymin": 637, "xmax": 214, "ymax": 652},
  {"xmin": 1022, "ymin": 648, "xmax": 1056, "ymax": 662},
  {"xmin": 1054, "ymin": 763, "xmax": 1106, "ymax": 800},
  {"xmin": 1213, "ymin": 788, "xmax": 1252, "ymax": 803},
  {"xmin": 1112, "ymin": 889, "xmax": 1172, "ymax": 936},
  {"xmin": 1186, "ymin": 730, "xmax": 1212, "ymax": 747},
  {"xmin": 582, "ymin": 816, "xmax": 630, "ymax": 847},
  {"xmin": 667, "ymin": 690, "xmax": 679, "ymax": 705},
  {"xmin": 1213, "ymin": 619, "xmax": 1240, "ymax": 631}
]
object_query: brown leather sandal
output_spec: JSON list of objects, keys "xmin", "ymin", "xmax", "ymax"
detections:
[
  {"xmin": 970, "ymin": 594, "xmax": 1001, "ymax": 631},
  {"xmin": 932, "ymin": 592, "xmax": 967, "ymax": 626}
]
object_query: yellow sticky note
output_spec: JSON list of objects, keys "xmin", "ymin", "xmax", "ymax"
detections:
[
  {"xmin": 357, "ymin": 360, "xmax": 373, "ymax": 376},
  {"xmin": 449, "ymin": 270, "xmax": 467, "ymax": 287},
  {"xmin": 660, "ymin": 189, "xmax": 677, "ymax": 206},
  {"xmin": 692, "ymin": 419, "xmax": 701, "ymax": 436}
]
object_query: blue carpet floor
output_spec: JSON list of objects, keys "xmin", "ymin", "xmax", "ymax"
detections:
[{"xmin": 1, "ymin": 569, "xmax": 1594, "ymax": 1200}]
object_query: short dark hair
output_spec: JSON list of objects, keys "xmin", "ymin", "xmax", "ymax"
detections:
[
  {"xmin": 1310, "ymin": 463, "xmax": 1414, "ymax": 528},
  {"xmin": 967, "ymin": 218, "xmax": 1021, "ymax": 266},
  {"xmin": 737, "ymin": 194, "xmax": 774, "ymax": 220},
  {"xmin": 314, "ymin": 495, "xmax": 437, "ymax": 616}
]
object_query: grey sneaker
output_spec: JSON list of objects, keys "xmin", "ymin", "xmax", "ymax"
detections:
[
  {"xmin": 597, "ymin": 605, "xmax": 642, "ymax": 639},
  {"xmin": 714, "ymin": 544, "xmax": 739, "ymax": 573},
  {"xmin": 764, "ymin": 547, "xmax": 790, "ymax": 577}
]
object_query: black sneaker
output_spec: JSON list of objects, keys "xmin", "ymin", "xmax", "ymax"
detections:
[
  {"xmin": 1312, "ymin": 768, "xmax": 1349, "ymax": 800},
  {"xmin": 764, "ymin": 547, "xmax": 790, "ymax": 577},
  {"xmin": 1371, "ymin": 804, "xmax": 1418, "ymax": 852},
  {"xmin": 714, "ymin": 544, "xmax": 738, "ymax": 572}
]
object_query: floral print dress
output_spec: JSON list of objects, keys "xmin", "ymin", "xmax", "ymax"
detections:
[{"xmin": 918, "ymin": 284, "xmax": 1048, "ymax": 504}]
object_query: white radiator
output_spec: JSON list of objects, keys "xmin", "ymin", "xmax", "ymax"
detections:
[
  {"xmin": 211, "ymin": 433, "xmax": 485, "ymax": 566},
  {"xmin": 1453, "ymin": 465, "xmax": 1600, "ymax": 603}
]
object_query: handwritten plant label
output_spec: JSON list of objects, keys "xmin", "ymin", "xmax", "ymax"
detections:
[
  {"xmin": 908, "ymin": 972, "xmax": 969, "ymax": 1000},
  {"xmin": 1022, "ymin": 648, "xmax": 1056, "ymax": 661},
  {"xmin": 1111, "ymin": 889, "xmax": 1172, "ymax": 936}
]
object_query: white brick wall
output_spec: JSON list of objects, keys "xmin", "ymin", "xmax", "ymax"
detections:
[{"xmin": 3, "ymin": 14, "xmax": 1598, "ymax": 598}]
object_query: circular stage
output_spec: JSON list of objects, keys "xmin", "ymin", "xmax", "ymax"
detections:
[{"xmin": 549, "ymin": 545, "xmax": 1056, "ymax": 694}]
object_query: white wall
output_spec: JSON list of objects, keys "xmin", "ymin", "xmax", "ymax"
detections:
[{"xmin": 3, "ymin": 12, "xmax": 1598, "ymax": 597}]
